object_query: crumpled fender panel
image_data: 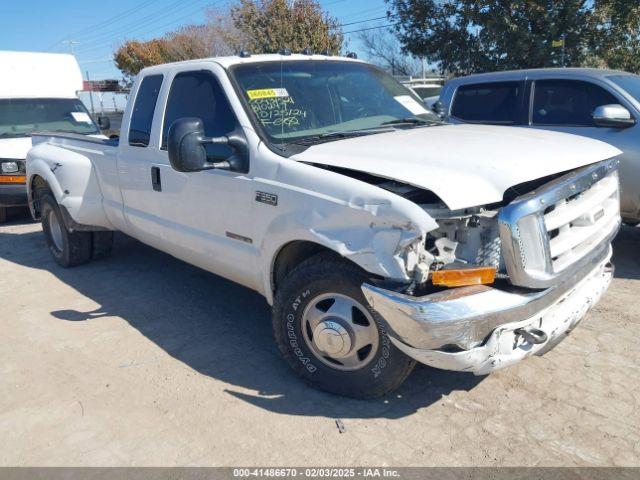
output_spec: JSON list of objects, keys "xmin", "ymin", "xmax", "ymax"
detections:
[{"xmin": 253, "ymin": 146, "xmax": 438, "ymax": 303}]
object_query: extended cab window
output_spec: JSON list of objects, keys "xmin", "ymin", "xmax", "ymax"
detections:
[
  {"xmin": 128, "ymin": 74, "xmax": 163, "ymax": 147},
  {"xmin": 162, "ymin": 71, "xmax": 237, "ymax": 160},
  {"xmin": 451, "ymin": 82, "xmax": 521, "ymax": 124},
  {"xmin": 532, "ymin": 79, "xmax": 619, "ymax": 126}
]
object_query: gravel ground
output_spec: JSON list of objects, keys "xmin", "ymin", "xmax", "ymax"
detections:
[{"xmin": 1, "ymin": 212, "xmax": 639, "ymax": 467}]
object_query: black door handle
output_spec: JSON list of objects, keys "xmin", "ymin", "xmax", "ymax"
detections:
[{"xmin": 151, "ymin": 166, "xmax": 161, "ymax": 192}]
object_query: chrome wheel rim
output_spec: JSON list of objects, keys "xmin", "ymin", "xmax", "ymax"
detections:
[
  {"xmin": 302, "ymin": 293, "xmax": 379, "ymax": 371},
  {"xmin": 48, "ymin": 209, "xmax": 64, "ymax": 252}
]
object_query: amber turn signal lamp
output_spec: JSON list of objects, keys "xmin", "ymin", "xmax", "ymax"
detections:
[
  {"xmin": 0, "ymin": 175, "xmax": 26, "ymax": 184},
  {"xmin": 431, "ymin": 266, "xmax": 497, "ymax": 288}
]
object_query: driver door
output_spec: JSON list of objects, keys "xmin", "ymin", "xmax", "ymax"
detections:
[{"xmin": 153, "ymin": 68, "xmax": 259, "ymax": 289}]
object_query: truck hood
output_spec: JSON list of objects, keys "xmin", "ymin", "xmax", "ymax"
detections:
[
  {"xmin": 0, "ymin": 137, "xmax": 32, "ymax": 159},
  {"xmin": 291, "ymin": 124, "xmax": 622, "ymax": 210}
]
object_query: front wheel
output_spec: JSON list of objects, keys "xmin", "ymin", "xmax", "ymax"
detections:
[{"xmin": 272, "ymin": 253, "xmax": 415, "ymax": 399}]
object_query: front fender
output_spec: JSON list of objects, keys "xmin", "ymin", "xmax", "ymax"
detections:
[{"xmin": 254, "ymin": 170, "xmax": 438, "ymax": 304}]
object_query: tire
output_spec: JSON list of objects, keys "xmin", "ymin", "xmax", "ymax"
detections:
[
  {"xmin": 0, "ymin": 207, "xmax": 6, "ymax": 224},
  {"xmin": 273, "ymin": 253, "xmax": 416, "ymax": 399},
  {"xmin": 40, "ymin": 193, "xmax": 92, "ymax": 267},
  {"xmin": 92, "ymin": 231, "xmax": 114, "ymax": 259}
]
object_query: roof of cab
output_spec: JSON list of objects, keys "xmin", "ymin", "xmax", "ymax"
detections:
[{"xmin": 139, "ymin": 53, "xmax": 362, "ymax": 75}]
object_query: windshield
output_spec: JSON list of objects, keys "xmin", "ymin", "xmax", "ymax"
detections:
[
  {"xmin": 607, "ymin": 74, "xmax": 640, "ymax": 103},
  {"xmin": 0, "ymin": 98, "xmax": 99, "ymax": 138},
  {"xmin": 230, "ymin": 60, "xmax": 441, "ymax": 144}
]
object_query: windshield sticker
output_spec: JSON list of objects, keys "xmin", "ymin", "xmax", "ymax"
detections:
[
  {"xmin": 249, "ymin": 96, "xmax": 308, "ymax": 129},
  {"xmin": 394, "ymin": 95, "xmax": 429, "ymax": 115},
  {"xmin": 71, "ymin": 112, "xmax": 93, "ymax": 123},
  {"xmin": 247, "ymin": 88, "xmax": 290, "ymax": 100}
]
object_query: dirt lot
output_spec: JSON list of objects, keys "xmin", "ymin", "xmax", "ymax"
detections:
[{"xmin": 1, "ymin": 212, "xmax": 639, "ymax": 467}]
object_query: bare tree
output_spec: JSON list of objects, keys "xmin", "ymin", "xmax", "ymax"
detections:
[
  {"xmin": 357, "ymin": 27, "xmax": 421, "ymax": 76},
  {"xmin": 205, "ymin": 7, "xmax": 248, "ymax": 55}
]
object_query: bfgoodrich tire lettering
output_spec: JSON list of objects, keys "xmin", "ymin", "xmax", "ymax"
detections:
[{"xmin": 273, "ymin": 253, "xmax": 415, "ymax": 398}]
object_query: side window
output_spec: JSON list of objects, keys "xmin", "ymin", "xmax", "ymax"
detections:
[
  {"xmin": 162, "ymin": 71, "xmax": 237, "ymax": 160},
  {"xmin": 532, "ymin": 79, "xmax": 619, "ymax": 126},
  {"xmin": 128, "ymin": 74, "xmax": 163, "ymax": 147},
  {"xmin": 451, "ymin": 82, "xmax": 521, "ymax": 124}
]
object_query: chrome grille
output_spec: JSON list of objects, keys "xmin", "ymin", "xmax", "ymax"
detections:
[
  {"xmin": 545, "ymin": 174, "xmax": 619, "ymax": 272},
  {"xmin": 499, "ymin": 159, "xmax": 620, "ymax": 289}
]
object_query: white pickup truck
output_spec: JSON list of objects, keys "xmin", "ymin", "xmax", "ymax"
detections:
[{"xmin": 26, "ymin": 54, "xmax": 622, "ymax": 398}]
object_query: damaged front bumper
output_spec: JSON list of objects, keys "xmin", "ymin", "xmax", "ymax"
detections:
[{"xmin": 362, "ymin": 246, "xmax": 613, "ymax": 375}]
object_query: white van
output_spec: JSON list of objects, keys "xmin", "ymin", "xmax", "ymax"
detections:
[{"xmin": 0, "ymin": 51, "xmax": 105, "ymax": 222}]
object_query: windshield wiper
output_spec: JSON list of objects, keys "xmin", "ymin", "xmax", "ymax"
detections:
[
  {"xmin": 380, "ymin": 118, "xmax": 429, "ymax": 127},
  {"xmin": 381, "ymin": 118, "xmax": 447, "ymax": 128},
  {"xmin": 291, "ymin": 128, "xmax": 392, "ymax": 146}
]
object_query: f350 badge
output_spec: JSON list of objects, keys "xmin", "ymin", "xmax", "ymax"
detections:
[{"xmin": 255, "ymin": 191, "xmax": 278, "ymax": 206}]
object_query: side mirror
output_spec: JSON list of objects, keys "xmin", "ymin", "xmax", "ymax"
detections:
[
  {"xmin": 593, "ymin": 104, "xmax": 636, "ymax": 128},
  {"xmin": 432, "ymin": 100, "xmax": 446, "ymax": 119},
  {"xmin": 167, "ymin": 117, "xmax": 248, "ymax": 173},
  {"xmin": 97, "ymin": 115, "xmax": 111, "ymax": 131}
]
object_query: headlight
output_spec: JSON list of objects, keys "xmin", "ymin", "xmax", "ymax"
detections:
[{"xmin": 1, "ymin": 161, "xmax": 19, "ymax": 173}]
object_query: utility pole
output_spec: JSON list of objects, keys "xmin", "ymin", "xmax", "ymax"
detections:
[
  {"xmin": 85, "ymin": 70, "xmax": 96, "ymax": 116},
  {"xmin": 62, "ymin": 40, "xmax": 79, "ymax": 55},
  {"xmin": 561, "ymin": 33, "xmax": 566, "ymax": 67}
]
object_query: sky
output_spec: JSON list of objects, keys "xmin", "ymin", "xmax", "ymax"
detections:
[{"xmin": 0, "ymin": 0, "xmax": 392, "ymax": 82}]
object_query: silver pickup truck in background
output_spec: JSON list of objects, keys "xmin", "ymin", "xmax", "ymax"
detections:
[
  {"xmin": 437, "ymin": 68, "xmax": 640, "ymax": 225},
  {"xmin": 26, "ymin": 54, "xmax": 621, "ymax": 398}
]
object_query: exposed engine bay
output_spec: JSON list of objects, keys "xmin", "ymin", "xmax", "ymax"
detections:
[
  {"xmin": 311, "ymin": 164, "xmax": 573, "ymax": 289},
  {"xmin": 377, "ymin": 179, "xmax": 505, "ymax": 285}
]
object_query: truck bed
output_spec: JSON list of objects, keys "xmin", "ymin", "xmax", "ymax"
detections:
[{"xmin": 27, "ymin": 132, "xmax": 120, "ymax": 231}]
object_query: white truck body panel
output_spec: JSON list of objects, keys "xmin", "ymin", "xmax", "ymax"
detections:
[{"xmin": 29, "ymin": 130, "xmax": 437, "ymax": 297}]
